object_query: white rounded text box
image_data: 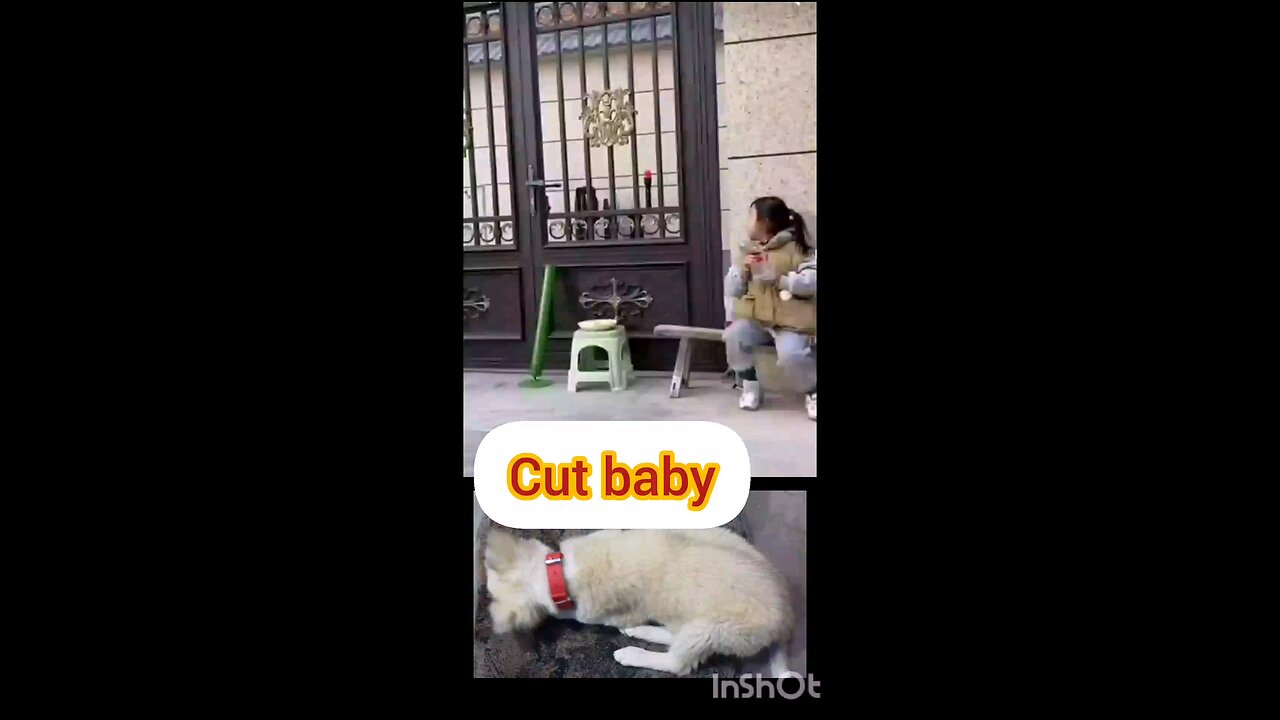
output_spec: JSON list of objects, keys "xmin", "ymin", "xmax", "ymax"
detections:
[{"xmin": 474, "ymin": 421, "xmax": 751, "ymax": 529}]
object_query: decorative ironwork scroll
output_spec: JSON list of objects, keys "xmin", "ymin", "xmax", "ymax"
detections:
[
  {"xmin": 579, "ymin": 278, "xmax": 653, "ymax": 320},
  {"xmin": 581, "ymin": 89, "xmax": 638, "ymax": 149},
  {"xmin": 463, "ymin": 288, "xmax": 491, "ymax": 319}
]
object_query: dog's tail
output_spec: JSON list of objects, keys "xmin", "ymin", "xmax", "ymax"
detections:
[{"xmin": 766, "ymin": 642, "xmax": 791, "ymax": 679}]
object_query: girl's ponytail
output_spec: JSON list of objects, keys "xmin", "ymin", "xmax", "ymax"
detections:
[{"xmin": 787, "ymin": 210, "xmax": 811, "ymax": 255}]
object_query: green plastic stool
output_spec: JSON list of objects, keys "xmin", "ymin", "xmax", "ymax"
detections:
[{"xmin": 568, "ymin": 326, "xmax": 635, "ymax": 392}]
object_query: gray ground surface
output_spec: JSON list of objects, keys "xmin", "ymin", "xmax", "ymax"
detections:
[{"xmin": 463, "ymin": 372, "xmax": 816, "ymax": 477}]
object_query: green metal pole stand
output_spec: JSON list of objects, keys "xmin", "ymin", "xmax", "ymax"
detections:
[{"xmin": 518, "ymin": 264, "xmax": 556, "ymax": 388}]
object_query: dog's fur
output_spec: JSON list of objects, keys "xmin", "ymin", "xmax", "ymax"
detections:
[{"xmin": 484, "ymin": 527, "xmax": 793, "ymax": 676}]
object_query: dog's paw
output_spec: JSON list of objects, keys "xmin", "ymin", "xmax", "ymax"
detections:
[
  {"xmin": 613, "ymin": 646, "xmax": 650, "ymax": 668},
  {"xmin": 622, "ymin": 625, "xmax": 674, "ymax": 644}
]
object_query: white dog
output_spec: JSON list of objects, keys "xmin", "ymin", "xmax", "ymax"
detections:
[{"xmin": 483, "ymin": 527, "xmax": 793, "ymax": 676}]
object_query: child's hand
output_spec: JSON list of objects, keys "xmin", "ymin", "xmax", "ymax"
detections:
[{"xmin": 779, "ymin": 275, "xmax": 794, "ymax": 300}]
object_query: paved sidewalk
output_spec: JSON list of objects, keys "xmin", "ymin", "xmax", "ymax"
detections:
[{"xmin": 463, "ymin": 371, "xmax": 816, "ymax": 477}]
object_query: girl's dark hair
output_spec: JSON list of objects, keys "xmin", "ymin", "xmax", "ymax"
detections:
[{"xmin": 750, "ymin": 196, "xmax": 811, "ymax": 254}]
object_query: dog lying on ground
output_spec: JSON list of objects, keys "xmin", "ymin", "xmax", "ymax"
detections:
[{"xmin": 484, "ymin": 527, "xmax": 793, "ymax": 676}]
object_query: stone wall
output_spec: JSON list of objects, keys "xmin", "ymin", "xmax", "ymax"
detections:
[{"xmin": 719, "ymin": 2, "xmax": 818, "ymax": 274}]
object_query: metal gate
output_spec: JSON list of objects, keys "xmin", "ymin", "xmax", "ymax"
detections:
[{"xmin": 463, "ymin": 2, "xmax": 722, "ymax": 372}]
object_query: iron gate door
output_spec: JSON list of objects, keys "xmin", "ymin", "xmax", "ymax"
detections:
[{"xmin": 463, "ymin": 2, "xmax": 723, "ymax": 372}]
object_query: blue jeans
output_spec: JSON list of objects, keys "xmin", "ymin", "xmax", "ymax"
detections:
[{"xmin": 724, "ymin": 319, "xmax": 817, "ymax": 393}]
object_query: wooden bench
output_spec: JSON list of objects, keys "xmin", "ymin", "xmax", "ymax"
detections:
[{"xmin": 653, "ymin": 325, "xmax": 726, "ymax": 398}]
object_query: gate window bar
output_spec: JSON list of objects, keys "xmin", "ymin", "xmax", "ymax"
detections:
[
  {"xmin": 483, "ymin": 39, "xmax": 500, "ymax": 227},
  {"xmin": 579, "ymin": 23, "xmax": 592, "ymax": 230},
  {"xmin": 651, "ymin": 14, "xmax": 664, "ymax": 232},
  {"xmin": 463, "ymin": 20, "xmax": 480, "ymax": 243},
  {"xmin": 555, "ymin": 29, "xmax": 570, "ymax": 221},
  {"xmin": 602, "ymin": 18, "xmax": 617, "ymax": 212},
  {"xmin": 626, "ymin": 18, "xmax": 640, "ymax": 223}
]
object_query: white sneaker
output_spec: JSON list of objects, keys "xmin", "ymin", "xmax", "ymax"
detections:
[
  {"xmin": 738, "ymin": 380, "xmax": 762, "ymax": 410},
  {"xmin": 805, "ymin": 392, "xmax": 817, "ymax": 421}
]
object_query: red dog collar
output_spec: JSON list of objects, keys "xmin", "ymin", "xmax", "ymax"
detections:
[{"xmin": 544, "ymin": 552, "xmax": 574, "ymax": 610}]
